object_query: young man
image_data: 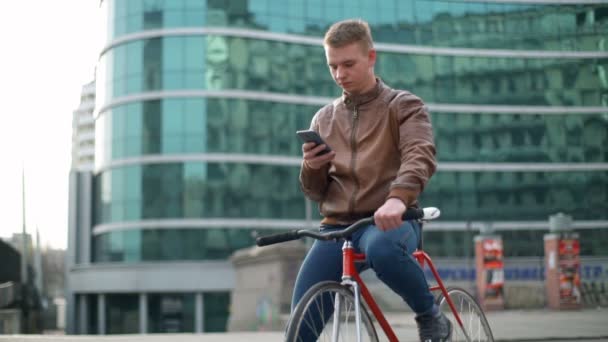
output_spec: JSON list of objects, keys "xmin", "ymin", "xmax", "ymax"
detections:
[{"xmin": 293, "ymin": 19, "xmax": 452, "ymax": 342}]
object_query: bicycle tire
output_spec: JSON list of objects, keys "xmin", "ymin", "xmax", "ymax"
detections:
[
  {"xmin": 435, "ymin": 286, "xmax": 495, "ymax": 342},
  {"xmin": 285, "ymin": 281, "xmax": 379, "ymax": 342}
]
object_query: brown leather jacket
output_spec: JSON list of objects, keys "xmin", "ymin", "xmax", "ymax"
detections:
[{"xmin": 299, "ymin": 79, "xmax": 437, "ymax": 225}]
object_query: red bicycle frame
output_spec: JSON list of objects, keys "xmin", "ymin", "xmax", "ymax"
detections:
[{"xmin": 342, "ymin": 242, "xmax": 464, "ymax": 342}]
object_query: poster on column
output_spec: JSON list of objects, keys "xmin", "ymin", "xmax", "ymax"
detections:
[
  {"xmin": 558, "ymin": 234, "xmax": 581, "ymax": 305},
  {"xmin": 483, "ymin": 238, "xmax": 504, "ymax": 300}
]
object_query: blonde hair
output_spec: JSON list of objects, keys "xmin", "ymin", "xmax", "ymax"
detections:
[{"xmin": 323, "ymin": 19, "xmax": 374, "ymax": 51}]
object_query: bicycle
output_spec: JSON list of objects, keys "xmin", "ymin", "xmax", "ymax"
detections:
[{"xmin": 256, "ymin": 207, "xmax": 494, "ymax": 342}]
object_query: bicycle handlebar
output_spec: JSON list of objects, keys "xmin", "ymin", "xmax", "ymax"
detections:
[{"xmin": 256, "ymin": 207, "xmax": 432, "ymax": 247}]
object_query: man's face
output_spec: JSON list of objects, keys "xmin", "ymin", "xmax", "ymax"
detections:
[{"xmin": 325, "ymin": 42, "xmax": 376, "ymax": 95}]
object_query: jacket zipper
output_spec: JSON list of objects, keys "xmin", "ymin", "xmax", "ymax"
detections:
[{"xmin": 348, "ymin": 105, "xmax": 360, "ymax": 217}]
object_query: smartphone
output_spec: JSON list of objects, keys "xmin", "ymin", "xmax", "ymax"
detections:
[{"xmin": 296, "ymin": 129, "xmax": 332, "ymax": 156}]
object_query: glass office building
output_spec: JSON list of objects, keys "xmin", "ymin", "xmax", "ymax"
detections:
[{"xmin": 67, "ymin": 0, "xmax": 607, "ymax": 334}]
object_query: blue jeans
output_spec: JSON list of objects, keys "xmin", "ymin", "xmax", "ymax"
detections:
[{"xmin": 291, "ymin": 220, "xmax": 435, "ymax": 340}]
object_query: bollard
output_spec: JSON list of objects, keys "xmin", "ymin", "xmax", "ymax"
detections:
[
  {"xmin": 474, "ymin": 223, "xmax": 505, "ymax": 310},
  {"xmin": 544, "ymin": 213, "xmax": 581, "ymax": 310}
]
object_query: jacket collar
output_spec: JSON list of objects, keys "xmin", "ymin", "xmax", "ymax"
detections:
[{"xmin": 342, "ymin": 78, "xmax": 384, "ymax": 109}]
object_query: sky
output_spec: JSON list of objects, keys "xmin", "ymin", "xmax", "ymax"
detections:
[{"xmin": 0, "ymin": 1, "xmax": 103, "ymax": 249}]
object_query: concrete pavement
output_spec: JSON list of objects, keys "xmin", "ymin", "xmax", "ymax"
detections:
[
  {"xmin": 1, "ymin": 308, "xmax": 607, "ymax": 341},
  {"xmin": 385, "ymin": 307, "xmax": 608, "ymax": 341}
]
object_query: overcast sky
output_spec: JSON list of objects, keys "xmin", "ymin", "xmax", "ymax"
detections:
[{"xmin": 0, "ymin": 1, "xmax": 103, "ymax": 249}]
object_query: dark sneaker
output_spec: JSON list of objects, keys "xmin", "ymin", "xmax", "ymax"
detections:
[{"xmin": 415, "ymin": 311, "xmax": 452, "ymax": 342}]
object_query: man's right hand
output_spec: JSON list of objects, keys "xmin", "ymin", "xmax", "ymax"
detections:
[{"xmin": 302, "ymin": 142, "xmax": 335, "ymax": 169}]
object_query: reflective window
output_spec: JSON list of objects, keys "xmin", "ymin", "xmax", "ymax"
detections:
[
  {"xmin": 96, "ymin": 34, "xmax": 607, "ymax": 108},
  {"xmin": 94, "ymin": 0, "xmax": 608, "ymax": 263},
  {"xmin": 92, "ymin": 224, "xmax": 608, "ymax": 261},
  {"xmin": 93, "ymin": 163, "xmax": 305, "ymax": 224},
  {"xmin": 95, "ymin": 98, "xmax": 608, "ymax": 165},
  {"xmin": 93, "ymin": 227, "xmax": 278, "ymax": 262},
  {"xmin": 422, "ymin": 230, "xmax": 476, "ymax": 259},
  {"xmin": 106, "ymin": 294, "xmax": 139, "ymax": 334},
  {"xmin": 86, "ymin": 295, "xmax": 98, "ymax": 334},
  {"xmin": 578, "ymin": 228, "xmax": 608, "ymax": 256},
  {"xmin": 93, "ymin": 163, "xmax": 606, "ymax": 226},
  {"xmin": 95, "ymin": 98, "xmax": 313, "ymax": 165},
  {"xmin": 148, "ymin": 293, "xmax": 195, "ymax": 333},
  {"xmin": 433, "ymin": 113, "xmax": 608, "ymax": 163},
  {"xmin": 93, "ymin": 224, "xmax": 608, "ymax": 261},
  {"xmin": 423, "ymin": 228, "xmax": 608, "ymax": 258},
  {"xmin": 103, "ymin": 0, "xmax": 608, "ymax": 52},
  {"xmin": 419, "ymin": 171, "xmax": 608, "ymax": 221},
  {"xmin": 106, "ymin": 0, "xmax": 206, "ymax": 39},
  {"xmin": 203, "ymin": 292, "xmax": 230, "ymax": 332}
]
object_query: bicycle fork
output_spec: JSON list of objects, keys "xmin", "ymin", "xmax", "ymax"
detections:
[
  {"xmin": 335, "ymin": 278, "xmax": 362, "ymax": 341},
  {"xmin": 340, "ymin": 239, "xmax": 401, "ymax": 342},
  {"xmin": 340, "ymin": 240, "xmax": 363, "ymax": 342}
]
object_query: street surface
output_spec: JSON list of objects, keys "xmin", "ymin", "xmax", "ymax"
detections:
[{"xmin": 1, "ymin": 308, "xmax": 607, "ymax": 341}]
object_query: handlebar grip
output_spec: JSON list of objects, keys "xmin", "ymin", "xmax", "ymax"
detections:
[
  {"xmin": 402, "ymin": 207, "xmax": 425, "ymax": 220},
  {"xmin": 256, "ymin": 230, "xmax": 300, "ymax": 247}
]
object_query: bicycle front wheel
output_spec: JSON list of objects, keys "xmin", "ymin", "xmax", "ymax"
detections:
[
  {"xmin": 286, "ymin": 281, "xmax": 378, "ymax": 342},
  {"xmin": 436, "ymin": 287, "xmax": 494, "ymax": 342}
]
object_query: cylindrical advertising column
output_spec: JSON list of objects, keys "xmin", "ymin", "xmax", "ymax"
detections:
[
  {"xmin": 544, "ymin": 213, "xmax": 581, "ymax": 310},
  {"xmin": 474, "ymin": 225, "xmax": 505, "ymax": 310}
]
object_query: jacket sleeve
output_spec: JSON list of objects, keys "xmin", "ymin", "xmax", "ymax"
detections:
[
  {"xmin": 387, "ymin": 92, "xmax": 437, "ymax": 206},
  {"xmin": 299, "ymin": 110, "xmax": 331, "ymax": 202}
]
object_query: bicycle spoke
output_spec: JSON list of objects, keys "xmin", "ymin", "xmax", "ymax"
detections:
[
  {"xmin": 438, "ymin": 287, "xmax": 494, "ymax": 342},
  {"xmin": 301, "ymin": 294, "xmax": 324, "ymax": 340},
  {"xmin": 287, "ymin": 282, "xmax": 378, "ymax": 342},
  {"xmin": 344, "ymin": 297, "xmax": 353, "ymax": 340}
]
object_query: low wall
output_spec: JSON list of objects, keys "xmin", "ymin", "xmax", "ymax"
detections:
[
  {"xmin": 0, "ymin": 309, "xmax": 20, "ymax": 334},
  {"xmin": 227, "ymin": 240, "xmax": 306, "ymax": 332}
]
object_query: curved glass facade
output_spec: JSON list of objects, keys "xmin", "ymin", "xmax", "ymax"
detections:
[
  {"xmin": 95, "ymin": 97, "xmax": 608, "ymax": 165},
  {"xmin": 96, "ymin": 34, "xmax": 607, "ymax": 107},
  {"xmin": 94, "ymin": 161, "xmax": 606, "ymax": 225},
  {"xmin": 420, "ymin": 170, "xmax": 607, "ymax": 221},
  {"xmin": 95, "ymin": 0, "xmax": 608, "ymax": 261},
  {"xmin": 93, "ymin": 227, "xmax": 277, "ymax": 262},
  {"xmin": 95, "ymin": 98, "xmax": 312, "ymax": 164},
  {"xmin": 82, "ymin": 0, "xmax": 608, "ymax": 335},
  {"xmin": 434, "ymin": 112, "xmax": 608, "ymax": 163},
  {"xmin": 94, "ymin": 162, "xmax": 304, "ymax": 224},
  {"xmin": 105, "ymin": 0, "xmax": 607, "ymax": 51}
]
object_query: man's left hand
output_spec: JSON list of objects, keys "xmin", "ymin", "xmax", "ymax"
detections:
[{"xmin": 374, "ymin": 198, "xmax": 406, "ymax": 231}]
